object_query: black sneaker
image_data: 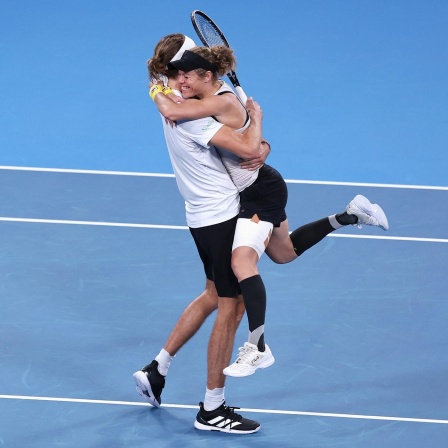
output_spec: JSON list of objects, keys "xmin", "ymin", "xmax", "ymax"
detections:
[
  {"xmin": 194, "ymin": 402, "xmax": 260, "ymax": 434},
  {"xmin": 133, "ymin": 360, "xmax": 165, "ymax": 408}
]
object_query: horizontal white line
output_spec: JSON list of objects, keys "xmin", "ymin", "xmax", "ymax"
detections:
[
  {"xmin": 0, "ymin": 165, "xmax": 175, "ymax": 178},
  {"xmin": 329, "ymin": 233, "xmax": 448, "ymax": 243},
  {"xmin": 0, "ymin": 394, "xmax": 446, "ymax": 425},
  {"xmin": 1, "ymin": 217, "xmax": 446, "ymax": 243},
  {"xmin": 284, "ymin": 178, "xmax": 448, "ymax": 191},
  {"xmin": 0, "ymin": 217, "xmax": 188, "ymax": 230},
  {"xmin": 1, "ymin": 165, "xmax": 446, "ymax": 190}
]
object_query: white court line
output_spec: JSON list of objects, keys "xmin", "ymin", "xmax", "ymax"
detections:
[
  {"xmin": 0, "ymin": 394, "xmax": 446, "ymax": 425},
  {"xmin": 1, "ymin": 165, "xmax": 447, "ymax": 190},
  {"xmin": 0, "ymin": 217, "xmax": 187, "ymax": 230},
  {"xmin": 0, "ymin": 165, "xmax": 175, "ymax": 178},
  {"xmin": 0, "ymin": 217, "xmax": 447, "ymax": 243},
  {"xmin": 283, "ymin": 178, "xmax": 448, "ymax": 191},
  {"xmin": 329, "ymin": 233, "xmax": 448, "ymax": 244}
]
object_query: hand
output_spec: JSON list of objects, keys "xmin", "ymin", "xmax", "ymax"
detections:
[
  {"xmin": 240, "ymin": 141, "xmax": 270, "ymax": 170},
  {"xmin": 239, "ymin": 157, "xmax": 264, "ymax": 171},
  {"xmin": 246, "ymin": 97, "xmax": 263, "ymax": 122},
  {"xmin": 149, "ymin": 79, "xmax": 163, "ymax": 89},
  {"xmin": 164, "ymin": 116, "xmax": 176, "ymax": 127}
]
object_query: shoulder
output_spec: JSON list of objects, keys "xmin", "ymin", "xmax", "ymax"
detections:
[
  {"xmin": 218, "ymin": 81, "xmax": 234, "ymax": 93},
  {"xmin": 178, "ymin": 117, "xmax": 223, "ymax": 136}
]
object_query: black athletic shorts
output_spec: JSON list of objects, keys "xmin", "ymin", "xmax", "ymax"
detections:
[
  {"xmin": 189, "ymin": 215, "xmax": 241, "ymax": 298},
  {"xmin": 239, "ymin": 164, "xmax": 288, "ymax": 227}
]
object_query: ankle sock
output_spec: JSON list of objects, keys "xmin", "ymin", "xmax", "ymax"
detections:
[
  {"xmin": 204, "ymin": 387, "xmax": 225, "ymax": 411},
  {"xmin": 335, "ymin": 211, "xmax": 357, "ymax": 225},
  {"xmin": 155, "ymin": 348, "xmax": 175, "ymax": 376}
]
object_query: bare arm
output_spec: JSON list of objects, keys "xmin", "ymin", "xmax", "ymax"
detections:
[
  {"xmin": 150, "ymin": 82, "xmax": 265, "ymax": 161},
  {"xmin": 239, "ymin": 140, "xmax": 271, "ymax": 170},
  {"xmin": 152, "ymin": 86, "xmax": 231, "ymax": 122},
  {"xmin": 209, "ymin": 98, "xmax": 263, "ymax": 159}
]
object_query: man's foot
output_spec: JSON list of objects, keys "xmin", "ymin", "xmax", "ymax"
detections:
[
  {"xmin": 194, "ymin": 402, "xmax": 260, "ymax": 434},
  {"xmin": 346, "ymin": 195, "xmax": 389, "ymax": 230},
  {"xmin": 133, "ymin": 360, "xmax": 165, "ymax": 407},
  {"xmin": 223, "ymin": 342, "xmax": 275, "ymax": 377}
]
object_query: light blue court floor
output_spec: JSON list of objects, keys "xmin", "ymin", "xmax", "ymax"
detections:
[{"xmin": 0, "ymin": 168, "xmax": 447, "ymax": 447}]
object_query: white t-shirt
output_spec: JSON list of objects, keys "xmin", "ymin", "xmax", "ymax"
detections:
[{"xmin": 162, "ymin": 114, "xmax": 240, "ymax": 228}]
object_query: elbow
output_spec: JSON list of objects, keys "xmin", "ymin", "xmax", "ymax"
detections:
[
  {"xmin": 156, "ymin": 104, "xmax": 178, "ymax": 121},
  {"xmin": 164, "ymin": 112, "xmax": 178, "ymax": 121},
  {"xmin": 243, "ymin": 144, "xmax": 261, "ymax": 159},
  {"xmin": 159, "ymin": 108, "xmax": 176, "ymax": 121}
]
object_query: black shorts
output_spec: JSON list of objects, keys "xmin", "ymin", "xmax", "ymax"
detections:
[
  {"xmin": 189, "ymin": 216, "xmax": 241, "ymax": 298},
  {"xmin": 239, "ymin": 164, "xmax": 288, "ymax": 227}
]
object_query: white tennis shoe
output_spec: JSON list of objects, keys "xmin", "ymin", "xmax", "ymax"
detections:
[
  {"xmin": 223, "ymin": 342, "xmax": 275, "ymax": 377},
  {"xmin": 346, "ymin": 195, "xmax": 389, "ymax": 231}
]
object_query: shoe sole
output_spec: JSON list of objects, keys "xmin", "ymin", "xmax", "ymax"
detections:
[
  {"xmin": 194, "ymin": 420, "xmax": 260, "ymax": 434},
  {"xmin": 133, "ymin": 371, "xmax": 161, "ymax": 408},
  {"xmin": 223, "ymin": 354, "xmax": 275, "ymax": 378},
  {"xmin": 373, "ymin": 204, "xmax": 389, "ymax": 230}
]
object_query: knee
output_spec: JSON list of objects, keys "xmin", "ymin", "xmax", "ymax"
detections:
[
  {"xmin": 269, "ymin": 254, "xmax": 294, "ymax": 264},
  {"xmin": 266, "ymin": 248, "xmax": 298, "ymax": 264},
  {"xmin": 196, "ymin": 286, "xmax": 219, "ymax": 313},
  {"xmin": 231, "ymin": 249, "xmax": 258, "ymax": 281},
  {"xmin": 231, "ymin": 254, "xmax": 244, "ymax": 281},
  {"xmin": 218, "ymin": 297, "xmax": 245, "ymax": 332},
  {"xmin": 217, "ymin": 296, "xmax": 242, "ymax": 319}
]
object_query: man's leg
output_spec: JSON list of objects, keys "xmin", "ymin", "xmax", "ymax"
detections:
[
  {"xmin": 194, "ymin": 293, "xmax": 260, "ymax": 434},
  {"xmin": 206, "ymin": 295, "xmax": 245, "ymax": 390},
  {"xmin": 164, "ymin": 279, "xmax": 219, "ymax": 357},
  {"xmin": 133, "ymin": 279, "xmax": 218, "ymax": 407}
]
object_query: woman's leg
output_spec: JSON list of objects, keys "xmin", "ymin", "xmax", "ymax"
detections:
[
  {"xmin": 266, "ymin": 214, "xmax": 354, "ymax": 264},
  {"xmin": 231, "ymin": 218, "xmax": 269, "ymax": 352},
  {"xmin": 223, "ymin": 218, "xmax": 275, "ymax": 377}
]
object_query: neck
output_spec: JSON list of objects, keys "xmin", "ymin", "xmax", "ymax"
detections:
[{"xmin": 201, "ymin": 80, "xmax": 222, "ymax": 98}]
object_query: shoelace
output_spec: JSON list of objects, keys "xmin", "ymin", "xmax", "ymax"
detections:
[
  {"xmin": 222, "ymin": 405, "xmax": 242, "ymax": 423},
  {"xmin": 235, "ymin": 345, "xmax": 258, "ymax": 364}
]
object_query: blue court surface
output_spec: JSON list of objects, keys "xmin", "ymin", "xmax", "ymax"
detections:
[
  {"xmin": 1, "ymin": 1, "xmax": 448, "ymax": 447},
  {"xmin": 1, "ymin": 169, "xmax": 447, "ymax": 447}
]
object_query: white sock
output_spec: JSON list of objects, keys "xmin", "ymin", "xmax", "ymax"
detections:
[
  {"xmin": 203, "ymin": 387, "xmax": 225, "ymax": 411},
  {"xmin": 155, "ymin": 348, "xmax": 175, "ymax": 377}
]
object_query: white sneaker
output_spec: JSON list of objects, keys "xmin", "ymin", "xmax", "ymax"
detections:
[
  {"xmin": 346, "ymin": 195, "xmax": 389, "ymax": 231},
  {"xmin": 223, "ymin": 342, "xmax": 275, "ymax": 377}
]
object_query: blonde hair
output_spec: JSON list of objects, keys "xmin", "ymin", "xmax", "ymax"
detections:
[{"xmin": 147, "ymin": 33, "xmax": 185, "ymax": 80}]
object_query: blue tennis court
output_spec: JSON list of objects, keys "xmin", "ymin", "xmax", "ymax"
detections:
[
  {"xmin": 1, "ymin": 168, "xmax": 447, "ymax": 447},
  {"xmin": 1, "ymin": 1, "xmax": 447, "ymax": 447}
]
